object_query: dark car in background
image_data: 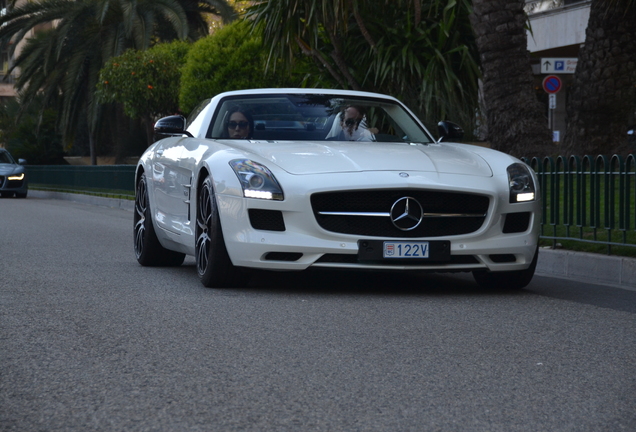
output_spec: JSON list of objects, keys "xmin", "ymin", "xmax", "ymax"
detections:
[{"xmin": 0, "ymin": 148, "xmax": 28, "ymax": 198}]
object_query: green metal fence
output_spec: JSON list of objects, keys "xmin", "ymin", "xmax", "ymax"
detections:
[
  {"xmin": 27, "ymin": 165, "xmax": 136, "ymax": 197},
  {"xmin": 26, "ymin": 155, "xmax": 636, "ymax": 254},
  {"xmin": 522, "ymin": 154, "xmax": 636, "ymax": 255}
]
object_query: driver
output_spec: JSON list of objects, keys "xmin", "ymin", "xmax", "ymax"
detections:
[{"xmin": 223, "ymin": 106, "xmax": 254, "ymax": 139}]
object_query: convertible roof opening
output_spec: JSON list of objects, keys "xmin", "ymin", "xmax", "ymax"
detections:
[{"xmin": 207, "ymin": 93, "xmax": 435, "ymax": 144}]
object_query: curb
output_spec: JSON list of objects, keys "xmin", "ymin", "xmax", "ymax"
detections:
[
  {"xmin": 30, "ymin": 190, "xmax": 636, "ymax": 290},
  {"xmin": 536, "ymin": 248, "xmax": 636, "ymax": 290},
  {"xmin": 30, "ymin": 190, "xmax": 135, "ymax": 212}
]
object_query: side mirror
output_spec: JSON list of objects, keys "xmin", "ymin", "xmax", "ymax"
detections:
[
  {"xmin": 18, "ymin": 158, "xmax": 27, "ymax": 165},
  {"xmin": 437, "ymin": 121, "xmax": 464, "ymax": 142},
  {"xmin": 153, "ymin": 115, "xmax": 193, "ymax": 142}
]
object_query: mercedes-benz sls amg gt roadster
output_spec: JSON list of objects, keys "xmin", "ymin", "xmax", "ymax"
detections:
[{"xmin": 134, "ymin": 89, "xmax": 540, "ymax": 289}]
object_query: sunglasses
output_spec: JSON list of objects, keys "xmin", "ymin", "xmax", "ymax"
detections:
[
  {"xmin": 344, "ymin": 118, "xmax": 362, "ymax": 127},
  {"xmin": 228, "ymin": 121, "xmax": 249, "ymax": 130}
]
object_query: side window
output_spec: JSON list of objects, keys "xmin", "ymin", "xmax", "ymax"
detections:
[
  {"xmin": 210, "ymin": 101, "xmax": 257, "ymax": 140},
  {"xmin": 367, "ymin": 107, "xmax": 405, "ymax": 141}
]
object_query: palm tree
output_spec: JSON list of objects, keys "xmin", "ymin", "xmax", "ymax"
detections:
[
  {"xmin": 563, "ymin": 0, "xmax": 636, "ymax": 155},
  {"xmin": 153, "ymin": 0, "xmax": 237, "ymax": 41},
  {"xmin": 0, "ymin": 0, "xmax": 235, "ymax": 164},
  {"xmin": 469, "ymin": 0, "xmax": 552, "ymax": 157},
  {"xmin": 246, "ymin": 0, "xmax": 480, "ymax": 134}
]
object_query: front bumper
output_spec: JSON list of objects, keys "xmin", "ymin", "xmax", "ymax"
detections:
[{"xmin": 218, "ymin": 190, "xmax": 540, "ymax": 274}]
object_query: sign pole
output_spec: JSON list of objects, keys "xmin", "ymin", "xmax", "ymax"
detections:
[
  {"xmin": 548, "ymin": 93, "xmax": 557, "ymax": 131},
  {"xmin": 543, "ymin": 76, "xmax": 562, "ymax": 141}
]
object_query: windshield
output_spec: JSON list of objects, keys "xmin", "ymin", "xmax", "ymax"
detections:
[
  {"xmin": 0, "ymin": 151, "xmax": 16, "ymax": 164},
  {"xmin": 208, "ymin": 93, "xmax": 434, "ymax": 144}
]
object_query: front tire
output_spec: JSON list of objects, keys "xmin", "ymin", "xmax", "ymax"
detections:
[
  {"xmin": 134, "ymin": 173, "xmax": 186, "ymax": 267},
  {"xmin": 472, "ymin": 247, "xmax": 538, "ymax": 290},
  {"xmin": 195, "ymin": 176, "xmax": 243, "ymax": 288}
]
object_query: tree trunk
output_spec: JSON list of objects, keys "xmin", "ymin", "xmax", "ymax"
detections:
[
  {"xmin": 564, "ymin": 0, "xmax": 636, "ymax": 156},
  {"xmin": 89, "ymin": 133, "xmax": 97, "ymax": 166},
  {"xmin": 470, "ymin": 0, "xmax": 553, "ymax": 158},
  {"xmin": 324, "ymin": 21, "xmax": 362, "ymax": 91},
  {"xmin": 144, "ymin": 114, "xmax": 155, "ymax": 148}
]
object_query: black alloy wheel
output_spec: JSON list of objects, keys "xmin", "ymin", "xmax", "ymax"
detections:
[
  {"xmin": 134, "ymin": 173, "xmax": 185, "ymax": 266},
  {"xmin": 195, "ymin": 175, "xmax": 243, "ymax": 288}
]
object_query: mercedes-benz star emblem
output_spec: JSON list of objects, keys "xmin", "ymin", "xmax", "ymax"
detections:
[{"xmin": 390, "ymin": 197, "xmax": 424, "ymax": 231}]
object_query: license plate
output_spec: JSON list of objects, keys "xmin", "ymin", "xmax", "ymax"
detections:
[
  {"xmin": 383, "ymin": 241, "xmax": 429, "ymax": 258},
  {"xmin": 357, "ymin": 240, "xmax": 450, "ymax": 262}
]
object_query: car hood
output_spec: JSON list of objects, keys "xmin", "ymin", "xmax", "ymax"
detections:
[
  {"xmin": 230, "ymin": 140, "xmax": 493, "ymax": 177},
  {"xmin": 0, "ymin": 164, "xmax": 21, "ymax": 175}
]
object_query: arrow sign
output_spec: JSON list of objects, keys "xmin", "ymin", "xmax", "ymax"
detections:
[
  {"xmin": 542, "ymin": 60, "xmax": 552, "ymax": 72},
  {"xmin": 543, "ymin": 75, "xmax": 562, "ymax": 94},
  {"xmin": 541, "ymin": 58, "xmax": 578, "ymax": 74}
]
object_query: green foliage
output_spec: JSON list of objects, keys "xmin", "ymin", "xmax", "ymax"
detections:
[
  {"xmin": 0, "ymin": 0, "xmax": 236, "ymax": 163},
  {"xmin": 247, "ymin": 0, "xmax": 480, "ymax": 135},
  {"xmin": 97, "ymin": 41, "xmax": 191, "ymax": 119},
  {"xmin": 0, "ymin": 96, "xmax": 66, "ymax": 165},
  {"xmin": 369, "ymin": 1, "xmax": 480, "ymax": 131},
  {"xmin": 179, "ymin": 20, "xmax": 316, "ymax": 114},
  {"xmin": 180, "ymin": 21, "xmax": 261, "ymax": 113}
]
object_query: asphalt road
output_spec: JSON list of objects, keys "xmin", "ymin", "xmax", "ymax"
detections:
[{"xmin": 1, "ymin": 197, "xmax": 635, "ymax": 431}]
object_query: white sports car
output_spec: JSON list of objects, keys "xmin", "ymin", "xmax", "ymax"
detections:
[{"xmin": 134, "ymin": 88, "xmax": 540, "ymax": 289}]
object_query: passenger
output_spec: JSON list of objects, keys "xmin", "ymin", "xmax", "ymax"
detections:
[
  {"xmin": 326, "ymin": 105, "xmax": 374, "ymax": 141},
  {"xmin": 223, "ymin": 106, "xmax": 254, "ymax": 139}
]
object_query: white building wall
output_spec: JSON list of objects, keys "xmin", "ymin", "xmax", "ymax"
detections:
[
  {"xmin": 525, "ymin": 0, "xmax": 592, "ymax": 143},
  {"xmin": 526, "ymin": 2, "xmax": 591, "ymax": 53}
]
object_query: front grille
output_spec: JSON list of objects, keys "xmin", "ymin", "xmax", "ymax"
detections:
[
  {"xmin": 311, "ymin": 190, "xmax": 489, "ymax": 238},
  {"xmin": 0, "ymin": 176, "xmax": 4, "ymax": 187},
  {"xmin": 249, "ymin": 209, "xmax": 285, "ymax": 231}
]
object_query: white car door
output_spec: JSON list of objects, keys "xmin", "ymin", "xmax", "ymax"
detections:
[{"xmin": 151, "ymin": 138, "xmax": 193, "ymax": 236}]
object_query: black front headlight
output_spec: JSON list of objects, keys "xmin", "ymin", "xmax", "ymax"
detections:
[{"xmin": 507, "ymin": 163, "xmax": 536, "ymax": 203}]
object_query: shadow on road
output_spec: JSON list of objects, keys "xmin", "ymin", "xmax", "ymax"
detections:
[
  {"xmin": 172, "ymin": 258, "xmax": 522, "ymax": 298},
  {"xmin": 169, "ymin": 258, "xmax": 636, "ymax": 313}
]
